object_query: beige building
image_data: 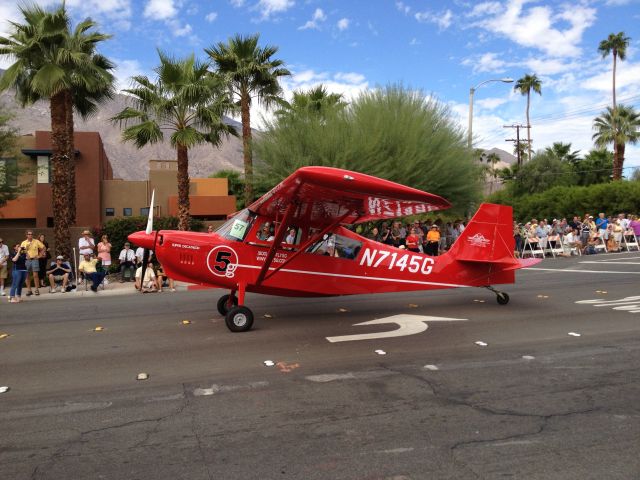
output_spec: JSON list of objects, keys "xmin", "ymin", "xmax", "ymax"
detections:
[{"xmin": 101, "ymin": 159, "xmax": 237, "ymax": 224}]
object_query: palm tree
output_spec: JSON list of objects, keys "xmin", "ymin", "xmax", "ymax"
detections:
[
  {"xmin": 112, "ymin": 51, "xmax": 237, "ymax": 230},
  {"xmin": 514, "ymin": 74, "xmax": 542, "ymax": 163},
  {"xmin": 593, "ymin": 105, "xmax": 640, "ymax": 180},
  {"xmin": 598, "ymin": 32, "xmax": 630, "ymax": 112},
  {"xmin": 0, "ymin": 3, "xmax": 114, "ymax": 256},
  {"xmin": 276, "ymin": 84, "xmax": 345, "ymax": 118},
  {"xmin": 545, "ymin": 142, "xmax": 580, "ymax": 164},
  {"xmin": 484, "ymin": 152, "xmax": 501, "ymax": 194},
  {"xmin": 205, "ymin": 34, "xmax": 290, "ymax": 206}
]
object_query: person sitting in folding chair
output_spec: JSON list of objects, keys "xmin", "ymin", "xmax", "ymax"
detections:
[
  {"xmin": 78, "ymin": 253, "xmax": 106, "ymax": 292},
  {"xmin": 47, "ymin": 255, "xmax": 71, "ymax": 293}
]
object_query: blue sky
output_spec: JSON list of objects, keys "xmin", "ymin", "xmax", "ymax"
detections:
[{"xmin": 1, "ymin": 0, "xmax": 639, "ymax": 168}]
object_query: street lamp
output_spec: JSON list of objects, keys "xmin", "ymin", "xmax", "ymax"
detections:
[{"xmin": 467, "ymin": 78, "xmax": 513, "ymax": 149}]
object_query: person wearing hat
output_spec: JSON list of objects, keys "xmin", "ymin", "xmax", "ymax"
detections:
[
  {"xmin": 118, "ymin": 242, "xmax": 136, "ymax": 282},
  {"xmin": 78, "ymin": 230, "xmax": 96, "ymax": 256},
  {"xmin": 425, "ymin": 224, "xmax": 440, "ymax": 256},
  {"xmin": 46, "ymin": 255, "xmax": 71, "ymax": 293}
]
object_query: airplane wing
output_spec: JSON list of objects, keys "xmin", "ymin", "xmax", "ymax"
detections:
[{"xmin": 246, "ymin": 166, "xmax": 451, "ymax": 226}]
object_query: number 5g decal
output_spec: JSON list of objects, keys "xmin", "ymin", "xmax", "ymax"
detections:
[{"xmin": 207, "ymin": 246, "xmax": 239, "ymax": 278}]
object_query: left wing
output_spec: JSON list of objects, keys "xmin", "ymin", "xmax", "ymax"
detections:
[{"xmin": 247, "ymin": 166, "xmax": 451, "ymax": 228}]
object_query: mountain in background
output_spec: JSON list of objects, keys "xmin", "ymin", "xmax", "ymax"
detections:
[{"xmin": 0, "ymin": 88, "xmax": 245, "ymax": 180}]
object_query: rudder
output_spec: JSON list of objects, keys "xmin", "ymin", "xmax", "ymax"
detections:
[{"xmin": 447, "ymin": 203, "xmax": 516, "ymax": 265}]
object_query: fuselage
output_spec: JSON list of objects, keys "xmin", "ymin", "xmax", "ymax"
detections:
[{"xmin": 130, "ymin": 221, "xmax": 514, "ymax": 298}]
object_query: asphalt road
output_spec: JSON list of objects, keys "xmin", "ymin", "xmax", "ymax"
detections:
[{"xmin": 1, "ymin": 252, "xmax": 639, "ymax": 480}]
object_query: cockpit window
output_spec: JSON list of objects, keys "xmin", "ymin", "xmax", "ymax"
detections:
[
  {"xmin": 216, "ymin": 209, "xmax": 256, "ymax": 242},
  {"xmin": 307, "ymin": 233, "xmax": 362, "ymax": 260}
]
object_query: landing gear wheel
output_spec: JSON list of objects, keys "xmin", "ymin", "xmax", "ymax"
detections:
[
  {"xmin": 225, "ymin": 306, "xmax": 254, "ymax": 332},
  {"xmin": 496, "ymin": 292, "xmax": 509, "ymax": 305},
  {"xmin": 217, "ymin": 294, "xmax": 238, "ymax": 315}
]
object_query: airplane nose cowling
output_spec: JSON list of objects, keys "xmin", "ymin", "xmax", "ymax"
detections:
[{"xmin": 128, "ymin": 230, "xmax": 155, "ymax": 250}]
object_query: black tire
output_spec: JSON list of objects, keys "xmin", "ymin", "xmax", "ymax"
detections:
[
  {"xmin": 217, "ymin": 294, "xmax": 238, "ymax": 316},
  {"xmin": 496, "ymin": 292, "xmax": 509, "ymax": 305},
  {"xmin": 225, "ymin": 306, "xmax": 254, "ymax": 332}
]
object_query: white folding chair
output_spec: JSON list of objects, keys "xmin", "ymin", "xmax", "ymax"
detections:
[
  {"xmin": 622, "ymin": 230, "xmax": 639, "ymax": 251},
  {"xmin": 545, "ymin": 235, "xmax": 565, "ymax": 258},
  {"xmin": 592, "ymin": 233, "xmax": 608, "ymax": 253},
  {"xmin": 522, "ymin": 237, "xmax": 544, "ymax": 258}
]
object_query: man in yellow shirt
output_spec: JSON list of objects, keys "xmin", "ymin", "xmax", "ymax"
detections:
[
  {"xmin": 78, "ymin": 254, "xmax": 106, "ymax": 292},
  {"xmin": 425, "ymin": 225, "xmax": 441, "ymax": 256},
  {"xmin": 20, "ymin": 230, "xmax": 45, "ymax": 296}
]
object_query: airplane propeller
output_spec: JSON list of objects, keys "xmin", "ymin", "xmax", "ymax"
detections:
[{"xmin": 138, "ymin": 190, "xmax": 155, "ymax": 293}]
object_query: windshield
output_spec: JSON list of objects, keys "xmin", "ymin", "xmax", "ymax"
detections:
[{"xmin": 215, "ymin": 209, "xmax": 257, "ymax": 242}]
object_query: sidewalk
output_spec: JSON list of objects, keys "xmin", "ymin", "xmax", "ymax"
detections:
[{"xmin": 2, "ymin": 275, "xmax": 212, "ymax": 302}]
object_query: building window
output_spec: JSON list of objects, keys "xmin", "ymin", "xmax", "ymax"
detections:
[
  {"xmin": 140, "ymin": 207, "xmax": 150, "ymax": 216},
  {"xmin": 123, "ymin": 208, "xmax": 132, "ymax": 217},
  {"xmin": 105, "ymin": 208, "xmax": 115, "ymax": 217},
  {"xmin": 0, "ymin": 158, "xmax": 18, "ymax": 186},
  {"xmin": 37, "ymin": 155, "xmax": 50, "ymax": 183}
]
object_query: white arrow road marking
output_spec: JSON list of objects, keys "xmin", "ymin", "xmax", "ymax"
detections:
[{"xmin": 326, "ymin": 315, "xmax": 467, "ymax": 343}]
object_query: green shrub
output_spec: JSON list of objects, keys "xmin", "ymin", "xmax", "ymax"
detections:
[{"xmin": 487, "ymin": 181, "xmax": 640, "ymax": 221}]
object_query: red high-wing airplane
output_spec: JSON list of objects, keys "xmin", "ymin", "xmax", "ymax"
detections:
[{"xmin": 129, "ymin": 166, "xmax": 540, "ymax": 332}]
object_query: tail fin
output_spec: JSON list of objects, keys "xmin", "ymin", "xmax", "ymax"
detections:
[{"xmin": 447, "ymin": 203, "xmax": 518, "ymax": 266}]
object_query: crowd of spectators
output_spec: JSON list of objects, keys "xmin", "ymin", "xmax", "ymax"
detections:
[
  {"xmin": 4, "ymin": 229, "xmax": 175, "ymax": 303},
  {"xmin": 514, "ymin": 212, "xmax": 640, "ymax": 257},
  {"xmin": 366, "ymin": 219, "xmax": 465, "ymax": 255}
]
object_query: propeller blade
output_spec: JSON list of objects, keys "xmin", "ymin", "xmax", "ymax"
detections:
[
  {"xmin": 145, "ymin": 189, "xmax": 155, "ymax": 235},
  {"xmin": 139, "ymin": 248, "xmax": 150, "ymax": 293}
]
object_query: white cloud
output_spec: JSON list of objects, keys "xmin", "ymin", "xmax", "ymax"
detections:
[
  {"xmin": 395, "ymin": 1, "xmax": 411, "ymax": 15},
  {"xmin": 337, "ymin": 18, "xmax": 350, "ymax": 31},
  {"xmin": 470, "ymin": 0, "xmax": 596, "ymax": 58},
  {"xmin": 113, "ymin": 58, "xmax": 147, "ymax": 92},
  {"xmin": 298, "ymin": 8, "xmax": 326, "ymax": 30},
  {"xmin": 205, "ymin": 12, "xmax": 218, "ymax": 22},
  {"xmin": 476, "ymin": 97, "xmax": 509, "ymax": 109},
  {"xmin": 415, "ymin": 9, "xmax": 453, "ymax": 30},
  {"xmin": 242, "ymin": 68, "xmax": 369, "ymax": 129},
  {"xmin": 462, "ymin": 52, "xmax": 507, "ymax": 73},
  {"xmin": 409, "ymin": 38, "xmax": 421, "ymax": 46},
  {"xmin": 230, "ymin": 0, "xmax": 245, "ymax": 7},
  {"xmin": 254, "ymin": 0, "xmax": 295, "ymax": 20},
  {"xmin": 144, "ymin": 0, "xmax": 177, "ymax": 20}
]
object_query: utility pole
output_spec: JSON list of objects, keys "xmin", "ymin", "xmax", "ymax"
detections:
[{"xmin": 504, "ymin": 124, "xmax": 530, "ymax": 167}]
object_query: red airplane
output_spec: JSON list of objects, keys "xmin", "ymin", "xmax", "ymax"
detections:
[{"xmin": 129, "ymin": 166, "xmax": 540, "ymax": 332}]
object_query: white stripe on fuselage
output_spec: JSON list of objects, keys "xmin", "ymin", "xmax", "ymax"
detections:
[{"xmin": 235, "ymin": 264, "xmax": 469, "ymax": 288}]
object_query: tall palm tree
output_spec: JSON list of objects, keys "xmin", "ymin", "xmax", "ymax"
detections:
[
  {"xmin": 598, "ymin": 32, "xmax": 630, "ymax": 111},
  {"xmin": 206, "ymin": 34, "xmax": 290, "ymax": 206},
  {"xmin": 112, "ymin": 51, "xmax": 237, "ymax": 230},
  {"xmin": 514, "ymin": 74, "xmax": 542, "ymax": 163},
  {"xmin": 0, "ymin": 3, "xmax": 114, "ymax": 256},
  {"xmin": 598, "ymin": 32, "xmax": 630, "ymax": 169},
  {"xmin": 484, "ymin": 152, "xmax": 501, "ymax": 194},
  {"xmin": 593, "ymin": 105, "xmax": 640, "ymax": 180}
]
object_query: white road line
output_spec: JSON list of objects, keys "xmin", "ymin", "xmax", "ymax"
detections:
[
  {"xmin": 527, "ymin": 267, "xmax": 640, "ymax": 275},
  {"xmin": 580, "ymin": 261, "xmax": 640, "ymax": 265}
]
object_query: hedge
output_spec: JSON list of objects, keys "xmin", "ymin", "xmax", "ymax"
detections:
[{"xmin": 487, "ymin": 181, "xmax": 640, "ymax": 222}]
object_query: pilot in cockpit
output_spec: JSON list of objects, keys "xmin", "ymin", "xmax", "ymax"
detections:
[{"xmin": 257, "ymin": 222, "xmax": 275, "ymax": 242}]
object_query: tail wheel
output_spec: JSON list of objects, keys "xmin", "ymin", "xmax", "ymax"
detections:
[
  {"xmin": 496, "ymin": 292, "xmax": 509, "ymax": 305},
  {"xmin": 217, "ymin": 294, "xmax": 238, "ymax": 316},
  {"xmin": 225, "ymin": 306, "xmax": 254, "ymax": 332}
]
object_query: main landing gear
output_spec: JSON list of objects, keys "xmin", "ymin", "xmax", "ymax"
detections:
[
  {"xmin": 485, "ymin": 286, "xmax": 510, "ymax": 305},
  {"xmin": 217, "ymin": 286, "xmax": 254, "ymax": 332}
]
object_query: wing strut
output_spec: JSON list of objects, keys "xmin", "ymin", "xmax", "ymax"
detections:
[
  {"xmin": 255, "ymin": 201, "xmax": 298, "ymax": 286},
  {"xmin": 263, "ymin": 210, "xmax": 357, "ymax": 282}
]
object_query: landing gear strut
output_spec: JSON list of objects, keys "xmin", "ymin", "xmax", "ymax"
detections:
[
  {"xmin": 485, "ymin": 286, "xmax": 509, "ymax": 305},
  {"xmin": 218, "ymin": 284, "xmax": 254, "ymax": 332}
]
